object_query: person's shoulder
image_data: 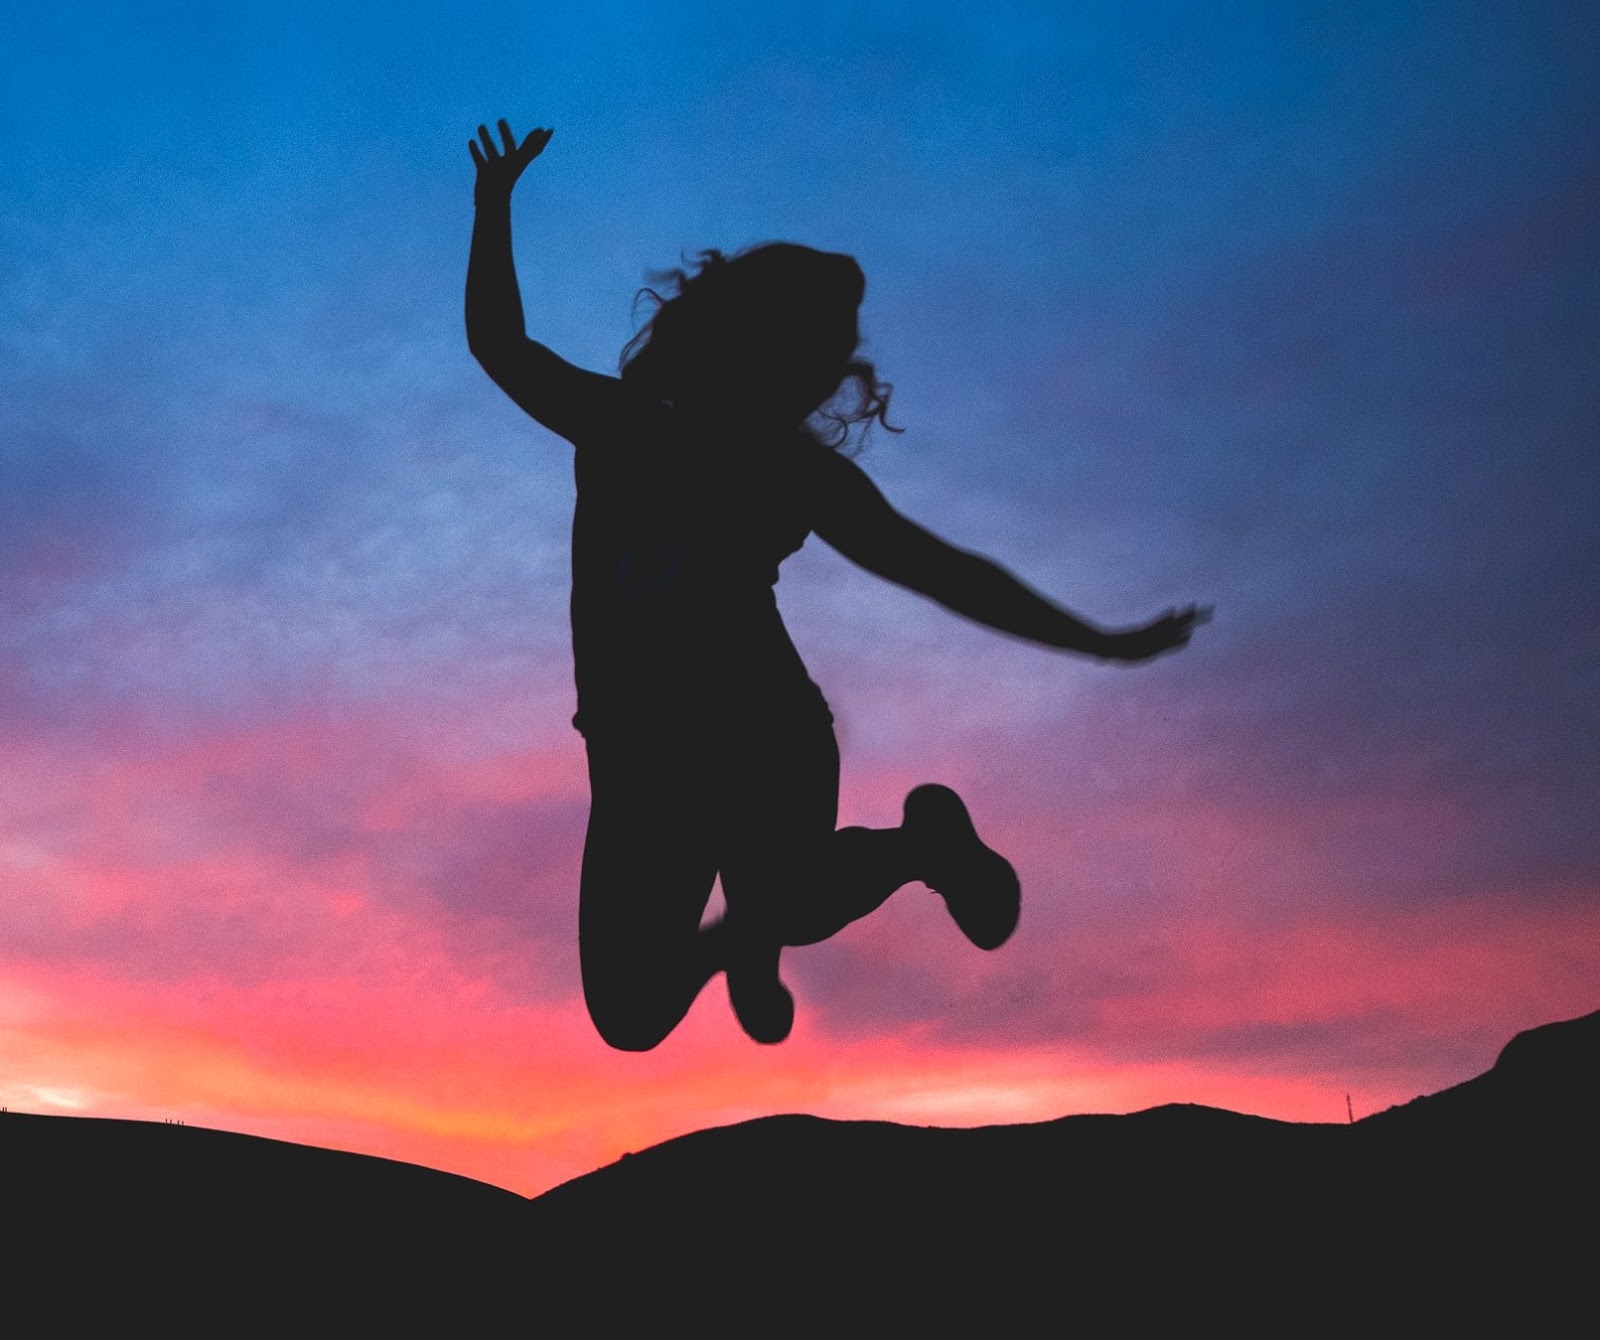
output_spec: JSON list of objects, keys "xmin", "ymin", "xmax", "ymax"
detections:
[
  {"xmin": 796, "ymin": 440, "xmax": 876, "ymax": 501},
  {"xmin": 783, "ymin": 432, "xmax": 861, "ymax": 481},
  {"xmin": 779, "ymin": 438, "xmax": 876, "ymax": 535}
]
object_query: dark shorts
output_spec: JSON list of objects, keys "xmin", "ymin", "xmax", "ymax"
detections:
[{"xmin": 578, "ymin": 676, "xmax": 840, "ymax": 893}]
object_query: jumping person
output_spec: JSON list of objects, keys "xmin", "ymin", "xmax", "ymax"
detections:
[{"xmin": 466, "ymin": 121, "xmax": 1208, "ymax": 1050}]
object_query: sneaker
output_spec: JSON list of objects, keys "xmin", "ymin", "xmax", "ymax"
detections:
[
  {"xmin": 721, "ymin": 930, "xmax": 794, "ymax": 1045},
  {"xmin": 728, "ymin": 969, "xmax": 794, "ymax": 1045},
  {"xmin": 903, "ymin": 784, "xmax": 1020, "ymax": 950}
]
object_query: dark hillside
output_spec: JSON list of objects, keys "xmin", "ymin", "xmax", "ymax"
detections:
[
  {"xmin": 6, "ymin": 1010, "xmax": 1593, "ymax": 1329},
  {"xmin": 527, "ymin": 1010, "xmax": 1596, "ymax": 1327}
]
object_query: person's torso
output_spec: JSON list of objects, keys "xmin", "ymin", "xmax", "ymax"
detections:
[{"xmin": 569, "ymin": 404, "xmax": 828, "ymax": 724}]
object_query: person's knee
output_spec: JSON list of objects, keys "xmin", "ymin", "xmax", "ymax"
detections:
[
  {"xmin": 589, "ymin": 999, "xmax": 675, "ymax": 1052},
  {"xmin": 582, "ymin": 952, "xmax": 686, "ymax": 1052}
]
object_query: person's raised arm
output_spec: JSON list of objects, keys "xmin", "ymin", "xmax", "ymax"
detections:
[
  {"xmin": 466, "ymin": 120, "xmax": 619, "ymax": 444},
  {"xmin": 813, "ymin": 455, "xmax": 1209, "ymax": 663}
]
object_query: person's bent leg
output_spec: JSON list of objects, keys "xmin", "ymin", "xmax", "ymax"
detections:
[
  {"xmin": 579, "ymin": 730, "xmax": 722, "ymax": 1052},
  {"xmin": 721, "ymin": 743, "xmax": 1018, "ymax": 952},
  {"xmin": 717, "ymin": 703, "xmax": 919, "ymax": 950},
  {"xmin": 764, "ymin": 824, "xmax": 917, "ymax": 947},
  {"xmin": 748, "ymin": 795, "xmax": 1018, "ymax": 951}
]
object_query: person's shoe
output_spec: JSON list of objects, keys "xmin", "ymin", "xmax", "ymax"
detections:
[
  {"xmin": 903, "ymin": 784, "xmax": 1020, "ymax": 950},
  {"xmin": 728, "ymin": 970, "xmax": 793, "ymax": 1045},
  {"xmin": 722, "ymin": 932, "xmax": 794, "ymax": 1045}
]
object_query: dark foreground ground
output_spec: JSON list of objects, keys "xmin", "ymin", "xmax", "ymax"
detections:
[{"xmin": 7, "ymin": 1010, "xmax": 1595, "ymax": 1329}]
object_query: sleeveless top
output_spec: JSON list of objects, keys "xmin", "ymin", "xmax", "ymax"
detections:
[{"xmin": 568, "ymin": 400, "xmax": 834, "ymax": 738}]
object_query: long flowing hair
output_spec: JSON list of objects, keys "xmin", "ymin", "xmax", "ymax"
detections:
[{"xmin": 619, "ymin": 243, "xmax": 900, "ymax": 452}]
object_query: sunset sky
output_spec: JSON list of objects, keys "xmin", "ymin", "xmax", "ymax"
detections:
[{"xmin": 3, "ymin": 1, "xmax": 1597, "ymax": 1196}]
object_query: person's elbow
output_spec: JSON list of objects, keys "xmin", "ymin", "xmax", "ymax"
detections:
[{"xmin": 466, "ymin": 324, "xmax": 523, "ymax": 381}]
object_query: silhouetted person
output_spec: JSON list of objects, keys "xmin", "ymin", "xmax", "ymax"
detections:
[{"xmin": 467, "ymin": 121, "xmax": 1208, "ymax": 1049}]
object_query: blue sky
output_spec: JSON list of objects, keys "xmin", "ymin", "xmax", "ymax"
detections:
[{"xmin": 8, "ymin": 0, "xmax": 1595, "ymax": 830}]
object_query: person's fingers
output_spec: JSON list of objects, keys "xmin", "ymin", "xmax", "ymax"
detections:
[
  {"xmin": 498, "ymin": 119, "xmax": 517, "ymax": 154},
  {"xmin": 468, "ymin": 139, "xmax": 485, "ymax": 168},
  {"xmin": 477, "ymin": 125, "xmax": 499, "ymax": 159}
]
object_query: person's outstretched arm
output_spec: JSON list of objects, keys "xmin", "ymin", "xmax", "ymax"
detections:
[
  {"xmin": 466, "ymin": 120, "xmax": 619, "ymax": 444},
  {"xmin": 813, "ymin": 455, "xmax": 1208, "ymax": 662}
]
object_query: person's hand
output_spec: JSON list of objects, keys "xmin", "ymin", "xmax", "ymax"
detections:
[
  {"xmin": 1102, "ymin": 604, "xmax": 1212, "ymax": 663},
  {"xmin": 468, "ymin": 119, "xmax": 553, "ymax": 203}
]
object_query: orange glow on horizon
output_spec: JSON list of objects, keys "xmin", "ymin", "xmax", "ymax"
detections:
[
  {"xmin": 4, "ymin": 715, "xmax": 1596, "ymax": 1197},
  {"xmin": 5, "ymin": 881, "xmax": 1595, "ymax": 1197}
]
